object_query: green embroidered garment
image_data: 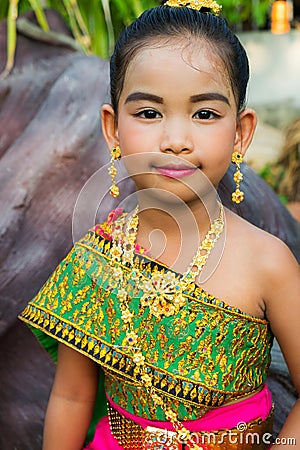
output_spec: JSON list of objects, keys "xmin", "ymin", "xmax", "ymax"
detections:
[{"xmin": 19, "ymin": 212, "xmax": 273, "ymax": 437}]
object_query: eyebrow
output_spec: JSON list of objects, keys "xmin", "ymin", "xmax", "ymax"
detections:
[
  {"xmin": 190, "ymin": 93, "xmax": 230, "ymax": 105},
  {"xmin": 124, "ymin": 91, "xmax": 230, "ymax": 106},
  {"xmin": 125, "ymin": 92, "xmax": 163, "ymax": 104}
]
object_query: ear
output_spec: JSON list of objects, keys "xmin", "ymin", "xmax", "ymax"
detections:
[
  {"xmin": 234, "ymin": 108, "xmax": 257, "ymax": 157},
  {"xmin": 101, "ymin": 103, "xmax": 119, "ymax": 149}
]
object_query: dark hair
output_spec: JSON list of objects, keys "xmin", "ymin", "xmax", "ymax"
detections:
[{"xmin": 110, "ymin": 5, "xmax": 249, "ymax": 114}]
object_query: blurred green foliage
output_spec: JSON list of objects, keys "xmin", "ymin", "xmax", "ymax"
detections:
[
  {"xmin": 0, "ymin": 0, "xmax": 272, "ymax": 77},
  {"xmin": 221, "ymin": 0, "xmax": 272, "ymax": 28},
  {"xmin": 259, "ymin": 163, "xmax": 288, "ymax": 205}
]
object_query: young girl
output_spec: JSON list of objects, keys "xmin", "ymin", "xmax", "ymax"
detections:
[{"xmin": 19, "ymin": 1, "xmax": 300, "ymax": 449}]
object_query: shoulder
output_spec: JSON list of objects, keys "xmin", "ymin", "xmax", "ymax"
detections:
[
  {"xmin": 226, "ymin": 208, "xmax": 299, "ymax": 299},
  {"xmin": 226, "ymin": 206, "xmax": 296, "ymax": 259}
]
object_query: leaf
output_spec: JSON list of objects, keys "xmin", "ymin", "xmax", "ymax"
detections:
[
  {"xmin": 0, "ymin": 0, "xmax": 19, "ymax": 79},
  {"xmin": 27, "ymin": 0, "xmax": 49, "ymax": 31},
  {"xmin": 101, "ymin": 0, "xmax": 114, "ymax": 56},
  {"xmin": 0, "ymin": 2, "xmax": 9, "ymax": 20}
]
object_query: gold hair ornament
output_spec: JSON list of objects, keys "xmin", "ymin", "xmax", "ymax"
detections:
[{"xmin": 164, "ymin": 0, "xmax": 222, "ymax": 15}]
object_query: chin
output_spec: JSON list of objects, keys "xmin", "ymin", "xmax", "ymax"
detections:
[{"xmin": 136, "ymin": 184, "xmax": 207, "ymax": 209}]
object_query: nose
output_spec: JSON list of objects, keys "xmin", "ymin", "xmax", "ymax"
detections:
[{"xmin": 160, "ymin": 118, "xmax": 193, "ymax": 154}]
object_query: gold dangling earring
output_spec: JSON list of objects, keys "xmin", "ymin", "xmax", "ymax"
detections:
[
  {"xmin": 231, "ymin": 151, "xmax": 244, "ymax": 204},
  {"xmin": 109, "ymin": 145, "xmax": 121, "ymax": 198}
]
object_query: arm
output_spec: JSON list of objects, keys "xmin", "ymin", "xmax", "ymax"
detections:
[
  {"xmin": 43, "ymin": 343, "xmax": 99, "ymax": 450},
  {"xmin": 263, "ymin": 239, "xmax": 300, "ymax": 448}
]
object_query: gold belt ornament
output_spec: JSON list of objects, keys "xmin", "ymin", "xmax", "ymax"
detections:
[
  {"xmin": 107, "ymin": 402, "xmax": 181, "ymax": 449},
  {"xmin": 107, "ymin": 401, "xmax": 274, "ymax": 450}
]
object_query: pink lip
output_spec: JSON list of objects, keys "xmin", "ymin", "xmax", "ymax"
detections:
[{"xmin": 155, "ymin": 165, "xmax": 197, "ymax": 179}]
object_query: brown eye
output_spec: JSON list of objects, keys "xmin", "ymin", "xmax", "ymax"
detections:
[
  {"xmin": 135, "ymin": 109, "xmax": 162, "ymax": 119},
  {"xmin": 193, "ymin": 110, "xmax": 220, "ymax": 120}
]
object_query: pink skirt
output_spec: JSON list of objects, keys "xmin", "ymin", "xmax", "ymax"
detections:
[{"xmin": 84, "ymin": 384, "xmax": 273, "ymax": 449}]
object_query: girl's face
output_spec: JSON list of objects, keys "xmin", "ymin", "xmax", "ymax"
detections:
[{"xmin": 102, "ymin": 39, "xmax": 256, "ymax": 205}]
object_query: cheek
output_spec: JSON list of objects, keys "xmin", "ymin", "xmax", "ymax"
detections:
[
  {"xmin": 118, "ymin": 122, "xmax": 150, "ymax": 156},
  {"xmin": 199, "ymin": 125, "xmax": 236, "ymax": 175},
  {"xmin": 212, "ymin": 123, "xmax": 236, "ymax": 156}
]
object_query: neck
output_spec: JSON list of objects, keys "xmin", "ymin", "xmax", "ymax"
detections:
[
  {"xmin": 135, "ymin": 191, "xmax": 221, "ymax": 271},
  {"xmin": 136, "ymin": 190, "xmax": 219, "ymax": 231}
]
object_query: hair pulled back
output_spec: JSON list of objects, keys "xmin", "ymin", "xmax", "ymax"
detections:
[{"xmin": 110, "ymin": 5, "xmax": 249, "ymax": 114}]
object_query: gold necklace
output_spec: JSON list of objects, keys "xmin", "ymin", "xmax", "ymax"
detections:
[
  {"xmin": 139, "ymin": 204, "xmax": 224, "ymax": 319},
  {"xmin": 108, "ymin": 202, "xmax": 224, "ymax": 449}
]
